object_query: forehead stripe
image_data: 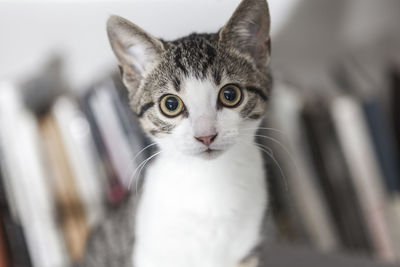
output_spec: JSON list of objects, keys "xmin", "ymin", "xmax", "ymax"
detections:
[
  {"xmin": 172, "ymin": 76, "xmax": 181, "ymax": 92},
  {"xmin": 137, "ymin": 101, "xmax": 155, "ymax": 117},
  {"xmin": 212, "ymin": 68, "xmax": 222, "ymax": 86},
  {"xmin": 174, "ymin": 47, "xmax": 188, "ymax": 76}
]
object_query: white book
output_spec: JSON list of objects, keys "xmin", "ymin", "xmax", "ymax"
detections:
[
  {"xmin": 52, "ymin": 97, "xmax": 106, "ymax": 228},
  {"xmin": 331, "ymin": 95, "xmax": 396, "ymax": 261},
  {"xmin": 0, "ymin": 81, "xmax": 69, "ymax": 267},
  {"xmin": 270, "ymin": 82, "xmax": 339, "ymax": 251},
  {"xmin": 89, "ymin": 86, "xmax": 136, "ymax": 188}
]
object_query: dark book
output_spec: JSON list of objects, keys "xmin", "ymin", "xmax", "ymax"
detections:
[
  {"xmin": 0, "ymin": 162, "xmax": 11, "ymax": 267},
  {"xmin": 0, "ymin": 220, "xmax": 10, "ymax": 267},
  {"xmin": 80, "ymin": 91, "xmax": 127, "ymax": 205},
  {"xmin": 390, "ymin": 67, "xmax": 400, "ymax": 182},
  {"xmin": 362, "ymin": 99, "xmax": 400, "ymax": 192},
  {"xmin": 301, "ymin": 100, "xmax": 372, "ymax": 253},
  {"xmin": 2, "ymin": 219, "xmax": 32, "ymax": 267},
  {"xmin": 0, "ymin": 161, "xmax": 32, "ymax": 267},
  {"xmin": 267, "ymin": 84, "xmax": 340, "ymax": 250}
]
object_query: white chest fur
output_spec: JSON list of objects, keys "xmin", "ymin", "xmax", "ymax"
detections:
[{"xmin": 133, "ymin": 142, "xmax": 267, "ymax": 267}]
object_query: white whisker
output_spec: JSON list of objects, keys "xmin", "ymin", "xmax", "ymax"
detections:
[
  {"xmin": 253, "ymin": 142, "xmax": 288, "ymax": 192},
  {"xmin": 240, "ymin": 133, "xmax": 298, "ymax": 175},
  {"xmin": 128, "ymin": 151, "xmax": 162, "ymax": 192},
  {"xmin": 123, "ymin": 142, "xmax": 158, "ymax": 186},
  {"xmin": 134, "ymin": 153, "xmax": 159, "ymax": 194},
  {"xmin": 133, "ymin": 142, "xmax": 158, "ymax": 162},
  {"xmin": 241, "ymin": 127, "xmax": 288, "ymax": 137}
]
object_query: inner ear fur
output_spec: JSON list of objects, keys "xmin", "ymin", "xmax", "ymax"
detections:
[
  {"xmin": 107, "ymin": 15, "xmax": 164, "ymax": 90},
  {"xmin": 219, "ymin": 0, "xmax": 271, "ymax": 68}
]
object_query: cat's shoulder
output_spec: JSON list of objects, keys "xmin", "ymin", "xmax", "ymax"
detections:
[{"xmin": 79, "ymin": 195, "xmax": 138, "ymax": 267}]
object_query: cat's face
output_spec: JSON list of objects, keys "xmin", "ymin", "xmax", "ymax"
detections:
[{"xmin": 107, "ymin": 0, "xmax": 271, "ymax": 159}]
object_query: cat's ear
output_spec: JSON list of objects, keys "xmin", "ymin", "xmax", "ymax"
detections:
[
  {"xmin": 219, "ymin": 0, "xmax": 271, "ymax": 67},
  {"xmin": 107, "ymin": 15, "xmax": 164, "ymax": 89}
]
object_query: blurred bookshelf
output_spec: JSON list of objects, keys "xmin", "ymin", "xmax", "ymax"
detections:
[
  {"xmin": 0, "ymin": 59, "xmax": 152, "ymax": 266},
  {"xmin": 263, "ymin": 60, "xmax": 400, "ymax": 265}
]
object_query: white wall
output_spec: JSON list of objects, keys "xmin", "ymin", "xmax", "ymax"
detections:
[{"xmin": 0, "ymin": 0, "xmax": 298, "ymax": 90}]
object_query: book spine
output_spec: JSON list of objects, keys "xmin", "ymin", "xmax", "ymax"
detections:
[
  {"xmin": 89, "ymin": 86, "xmax": 137, "ymax": 189},
  {"xmin": 0, "ymin": 216, "xmax": 9, "ymax": 267},
  {"xmin": 19, "ymin": 113, "xmax": 71, "ymax": 267},
  {"xmin": 362, "ymin": 100, "xmax": 400, "ymax": 192},
  {"xmin": 0, "ymin": 156, "xmax": 31, "ymax": 267},
  {"xmin": 270, "ymin": 84, "xmax": 340, "ymax": 251},
  {"xmin": 331, "ymin": 96, "xmax": 396, "ymax": 261},
  {"xmin": 80, "ymin": 92, "xmax": 126, "ymax": 204},
  {"xmin": 52, "ymin": 97, "xmax": 106, "ymax": 228},
  {"xmin": 0, "ymin": 82, "xmax": 69, "ymax": 267},
  {"xmin": 39, "ymin": 115, "xmax": 89, "ymax": 262}
]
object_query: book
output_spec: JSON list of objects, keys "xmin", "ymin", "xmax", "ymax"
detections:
[
  {"xmin": 0, "ymin": 81, "xmax": 69, "ymax": 267},
  {"xmin": 389, "ymin": 67, "xmax": 400, "ymax": 183},
  {"xmin": 301, "ymin": 99, "xmax": 372, "ymax": 253},
  {"xmin": 2, "ymin": 218, "xmax": 32, "ymax": 267},
  {"xmin": 0, "ymin": 222, "xmax": 9, "ymax": 267},
  {"xmin": 39, "ymin": 114, "xmax": 89, "ymax": 261},
  {"xmin": 52, "ymin": 97, "xmax": 106, "ymax": 228},
  {"xmin": 331, "ymin": 95, "xmax": 396, "ymax": 261},
  {"xmin": 88, "ymin": 84, "xmax": 136, "ymax": 189},
  {"xmin": 334, "ymin": 58, "xmax": 400, "ymax": 259},
  {"xmin": 80, "ymin": 93, "xmax": 126, "ymax": 205},
  {"xmin": 0, "ymin": 158, "xmax": 31, "ymax": 267},
  {"xmin": 0, "ymin": 165, "xmax": 10, "ymax": 267},
  {"xmin": 340, "ymin": 56, "xmax": 400, "ymax": 193},
  {"xmin": 362, "ymin": 98, "xmax": 400, "ymax": 192},
  {"xmin": 268, "ymin": 83, "xmax": 340, "ymax": 251}
]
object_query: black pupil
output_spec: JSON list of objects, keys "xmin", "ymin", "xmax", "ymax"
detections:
[
  {"xmin": 165, "ymin": 97, "xmax": 179, "ymax": 111},
  {"xmin": 224, "ymin": 87, "xmax": 237, "ymax": 102}
]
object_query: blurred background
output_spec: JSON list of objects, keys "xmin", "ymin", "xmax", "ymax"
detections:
[{"xmin": 0, "ymin": 0, "xmax": 400, "ymax": 266}]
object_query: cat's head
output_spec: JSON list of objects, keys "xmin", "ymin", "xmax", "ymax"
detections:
[{"xmin": 107, "ymin": 0, "xmax": 272, "ymax": 159}]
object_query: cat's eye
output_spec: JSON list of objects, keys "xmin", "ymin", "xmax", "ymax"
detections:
[
  {"xmin": 218, "ymin": 84, "xmax": 242, "ymax": 108},
  {"xmin": 160, "ymin": 94, "xmax": 184, "ymax": 117}
]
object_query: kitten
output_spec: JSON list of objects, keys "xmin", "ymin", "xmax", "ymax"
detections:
[{"xmin": 81, "ymin": 0, "xmax": 272, "ymax": 266}]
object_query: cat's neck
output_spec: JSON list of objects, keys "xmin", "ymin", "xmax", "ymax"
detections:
[{"xmin": 135, "ymin": 137, "xmax": 267, "ymax": 267}]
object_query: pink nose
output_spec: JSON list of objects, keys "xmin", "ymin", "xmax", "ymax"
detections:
[{"xmin": 195, "ymin": 134, "xmax": 218, "ymax": 147}]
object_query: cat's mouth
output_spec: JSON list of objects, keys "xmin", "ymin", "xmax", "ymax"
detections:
[{"xmin": 198, "ymin": 148, "xmax": 223, "ymax": 159}]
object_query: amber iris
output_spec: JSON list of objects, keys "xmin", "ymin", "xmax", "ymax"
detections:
[
  {"xmin": 219, "ymin": 84, "xmax": 242, "ymax": 107},
  {"xmin": 160, "ymin": 95, "xmax": 184, "ymax": 117}
]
